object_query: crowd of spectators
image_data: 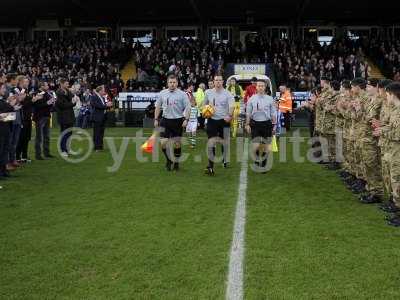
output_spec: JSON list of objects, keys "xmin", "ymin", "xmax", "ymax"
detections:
[
  {"xmin": 125, "ymin": 38, "xmax": 249, "ymax": 92},
  {"xmin": 271, "ymin": 39, "xmax": 373, "ymax": 90},
  {"xmin": 126, "ymin": 36, "xmax": 377, "ymax": 92},
  {"xmin": 0, "ymin": 72, "xmax": 115, "ymax": 185},
  {"xmin": 242, "ymin": 36, "xmax": 373, "ymax": 91},
  {"xmin": 369, "ymin": 39, "xmax": 400, "ymax": 81},
  {"xmin": 0, "ymin": 38, "xmax": 131, "ymax": 93},
  {"xmin": 1, "ymin": 35, "xmax": 399, "ymax": 98}
]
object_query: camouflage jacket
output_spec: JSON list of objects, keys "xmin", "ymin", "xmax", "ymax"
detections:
[
  {"xmin": 321, "ymin": 90, "xmax": 339, "ymax": 135},
  {"xmin": 335, "ymin": 92, "xmax": 350, "ymax": 131},
  {"xmin": 351, "ymin": 90, "xmax": 371, "ymax": 137},
  {"xmin": 382, "ymin": 104, "xmax": 400, "ymax": 145},
  {"xmin": 378, "ymin": 100, "xmax": 393, "ymax": 148},
  {"xmin": 315, "ymin": 87, "xmax": 331, "ymax": 133},
  {"xmin": 362, "ymin": 94, "xmax": 383, "ymax": 141}
]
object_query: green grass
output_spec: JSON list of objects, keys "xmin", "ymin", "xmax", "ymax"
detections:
[
  {"xmin": 245, "ymin": 130, "xmax": 400, "ymax": 299},
  {"xmin": 0, "ymin": 128, "xmax": 240, "ymax": 299},
  {"xmin": 1, "ymin": 127, "xmax": 400, "ymax": 299}
]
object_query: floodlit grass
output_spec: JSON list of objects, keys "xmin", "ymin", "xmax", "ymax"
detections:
[{"xmin": 1, "ymin": 127, "xmax": 400, "ymax": 299}]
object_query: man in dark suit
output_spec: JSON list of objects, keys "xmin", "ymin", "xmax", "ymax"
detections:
[
  {"xmin": 16, "ymin": 76, "xmax": 34, "ymax": 163},
  {"xmin": 90, "ymin": 85, "xmax": 112, "ymax": 151},
  {"xmin": 349, "ymin": 65, "xmax": 362, "ymax": 79},
  {"xmin": 55, "ymin": 78, "xmax": 77, "ymax": 157},
  {"xmin": 33, "ymin": 81, "xmax": 56, "ymax": 160}
]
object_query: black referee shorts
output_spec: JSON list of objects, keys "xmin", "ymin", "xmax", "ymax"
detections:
[
  {"xmin": 250, "ymin": 120, "xmax": 273, "ymax": 141},
  {"xmin": 160, "ymin": 117, "xmax": 184, "ymax": 139},
  {"xmin": 206, "ymin": 118, "xmax": 230, "ymax": 139}
]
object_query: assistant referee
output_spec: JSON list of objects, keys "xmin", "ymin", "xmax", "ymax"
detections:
[
  {"xmin": 154, "ymin": 74, "xmax": 190, "ymax": 171},
  {"xmin": 246, "ymin": 79, "xmax": 277, "ymax": 172}
]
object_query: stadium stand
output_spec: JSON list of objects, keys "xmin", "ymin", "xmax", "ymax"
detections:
[{"xmin": 0, "ymin": 38, "xmax": 131, "ymax": 91}]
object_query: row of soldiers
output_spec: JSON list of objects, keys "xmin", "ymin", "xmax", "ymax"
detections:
[{"xmin": 311, "ymin": 76, "xmax": 400, "ymax": 227}]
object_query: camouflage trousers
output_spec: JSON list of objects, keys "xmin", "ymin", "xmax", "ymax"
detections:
[
  {"xmin": 342, "ymin": 138, "xmax": 351, "ymax": 172},
  {"xmin": 321, "ymin": 134, "xmax": 336, "ymax": 163},
  {"xmin": 341, "ymin": 127, "xmax": 351, "ymax": 172},
  {"xmin": 389, "ymin": 145, "xmax": 400, "ymax": 208},
  {"xmin": 360, "ymin": 139, "xmax": 383, "ymax": 196},
  {"xmin": 354, "ymin": 137, "xmax": 365, "ymax": 179},
  {"xmin": 345, "ymin": 136, "xmax": 356, "ymax": 175},
  {"xmin": 381, "ymin": 144, "xmax": 392, "ymax": 196}
]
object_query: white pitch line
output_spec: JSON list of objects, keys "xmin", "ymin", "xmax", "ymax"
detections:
[{"xmin": 226, "ymin": 138, "xmax": 249, "ymax": 300}]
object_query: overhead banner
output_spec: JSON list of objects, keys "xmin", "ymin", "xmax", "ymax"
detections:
[
  {"xmin": 118, "ymin": 92, "xmax": 158, "ymax": 109},
  {"xmin": 233, "ymin": 64, "xmax": 266, "ymax": 75}
]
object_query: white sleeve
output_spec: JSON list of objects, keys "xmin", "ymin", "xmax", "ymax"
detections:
[
  {"xmin": 183, "ymin": 93, "xmax": 191, "ymax": 116},
  {"xmin": 155, "ymin": 93, "xmax": 162, "ymax": 107},
  {"xmin": 270, "ymin": 99, "xmax": 277, "ymax": 120},
  {"xmin": 203, "ymin": 90, "xmax": 209, "ymax": 105}
]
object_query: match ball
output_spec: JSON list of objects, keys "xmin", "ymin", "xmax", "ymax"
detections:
[{"xmin": 202, "ymin": 105, "xmax": 215, "ymax": 119}]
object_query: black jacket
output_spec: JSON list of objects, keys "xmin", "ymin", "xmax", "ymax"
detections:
[
  {"xmin": 0, "ymin": 98, "xmax": 14, "ymax": 132},
  {"xmin": 55, "ymin": 89, "xmax": 76, "ymax": 125},
  {"xmin": 33, "ymin": 92, "xmax": 53, "ymax": 122},
  {"xmin": 90, "ymin": 93, "xmax": 108, "ymax": 123},
  {"xmin": 21, "ymin": 94, "xmax": 33, "ymax": 123}
]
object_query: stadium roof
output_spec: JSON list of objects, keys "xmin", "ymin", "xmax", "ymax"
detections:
[{"xmin": 2, "ymin": 0, "xmax": 400, "ymax": 27}]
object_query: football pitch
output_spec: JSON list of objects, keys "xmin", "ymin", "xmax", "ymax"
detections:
[{"xmin": 1, "ymin": 127, "xmax": 400, "ymax": 299}]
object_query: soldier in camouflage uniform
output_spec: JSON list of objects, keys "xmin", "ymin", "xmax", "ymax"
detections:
[
  {"xmin": 357, "ymin": 78, "xmax": 384, "ymax": 204},
  {"xmin": 336, "ymin": 80, "xmax": 353, "ymax": 178},
  {"xmin": 373, "ymin": 80, "xmax": 395, "ymax": 212},
  {"xmin": 314, "ymin": 77, "xmax": 331, "ymax": 163},
  {"xmin": 321, "ymin": 80, "xmax": 341, "ymax": 170},
  {"xmin": 374, "ymin": 82, "xmax": 400, "ymax": 227},
  {"xmin": 314, "ymin": 91, "xmax": 323, "ymax": 139},
  {"xmin": 347, "ymin": 78, "xmax": 368, "ymax": 194},
  {"xmin": 345, "ymin": 93, "xmax": 359, "ymax": 186}
]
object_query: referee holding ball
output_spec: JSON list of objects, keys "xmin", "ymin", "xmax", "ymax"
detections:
[
  {"xmin": 246, "ymin": 79, "xmax": 277, "ymax": 172},
  {"xmin": 203, "ymin": 74, "xmax": 235, "ymax": 175},
  {"xmin": 154, "ymin": 74, "xmax": 190, "ymax": 171}
]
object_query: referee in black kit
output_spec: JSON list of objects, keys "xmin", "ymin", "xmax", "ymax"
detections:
[
  {"xmin": 203, "ymin": 74, "xmax": 235, "ymax": 175},
  {"xmin": 154, "ymin": 74, "xmax": 190, "ymax": 171},
  {"xmin": 245, "ymin": 79, "xmax": 277, "ymax": 173}
]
